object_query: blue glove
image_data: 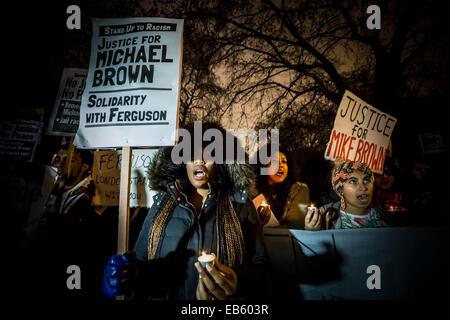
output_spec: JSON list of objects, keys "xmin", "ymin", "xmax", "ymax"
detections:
[{"xmin": 102, "ymin": 251, "xmax": 137, "ymax": 298}]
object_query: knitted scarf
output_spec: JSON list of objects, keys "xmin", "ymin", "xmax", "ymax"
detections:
[{"xmin": 147, "ymin": 188, "xmax": 245, "ymax": 268}]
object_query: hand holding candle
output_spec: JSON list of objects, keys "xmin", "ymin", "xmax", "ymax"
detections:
[
  {"xmin": 198, "ymin": 251, "xmax": 215, "ymax": 268},
  {"xmin": 195, "ymin": 252, "xmax": 238, "ymax": 300},
  {"xmin": 307, "ymin": 203, "xmax": 317, "ymax": 213},
  {"xmin": 305, "ymin": 203, "xmax": 321, "ymax": 231},
  {"xmin": 257, "ymin": 201, "xmax": 271, "ymax": 225}
]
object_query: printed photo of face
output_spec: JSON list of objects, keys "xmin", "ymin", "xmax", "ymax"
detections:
[
  {"xmin": 51, "ymin": 148, "xmax": 67, "ymax": 175},
  {"xmin": 343, "ymin": 170, "xmax": 374, "ymax": 214},
  {"xmin": 267, "ymin": 152, "xmax": 288, "ymax": 185}
]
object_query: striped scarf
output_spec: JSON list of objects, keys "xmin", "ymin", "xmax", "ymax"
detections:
[{"xmin": 147, "ymin": 189, "xmax": 245, "ymax": 268}]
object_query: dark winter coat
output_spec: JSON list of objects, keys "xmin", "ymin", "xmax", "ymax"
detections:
[{"xmin": 132, "ymin": 148, "xmax": 270, "ymax": 300}]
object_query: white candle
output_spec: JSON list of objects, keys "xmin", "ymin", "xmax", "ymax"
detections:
[{"xmin": 198, "ymin": 251, "xmax": 215, "ymax": 268}]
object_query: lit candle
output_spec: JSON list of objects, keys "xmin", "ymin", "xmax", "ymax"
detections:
[
  {"xmin": 198, "ymin": 251, "xmax": 215, "ymax": 268},
  {"xmin": 260, "ymin": 200, "xmax": 269, "ymax": 207},
  {"xmin": 307, "ymin": 203, "xmax": 316, "ymax": 212},
  {"xmin": 389, "ymin": 206, "xmax": 394, "ymax": 212}
]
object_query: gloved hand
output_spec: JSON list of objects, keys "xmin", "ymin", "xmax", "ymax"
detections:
[{"xmin": 102, "ymin": 251, "xmax": 137, "ymax": 298}]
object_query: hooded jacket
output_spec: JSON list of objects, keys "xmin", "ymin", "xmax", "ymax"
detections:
[{"xmin": 132, "ymin": 148, "xmax": 270, "ymax": 300}]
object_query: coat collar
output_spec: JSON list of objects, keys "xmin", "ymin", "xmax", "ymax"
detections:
[{"xmin": 165, "ymin": 179, "xmax": 248, "ymax": 204}]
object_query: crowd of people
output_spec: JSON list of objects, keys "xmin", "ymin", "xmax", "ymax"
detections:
[
  {"xmin": 250, "ymin": 142, "xmax": 446, "ymax": 231},
  {"xmin": 19, "ymin": 121, "xmax": 447, "ymax": 300}
]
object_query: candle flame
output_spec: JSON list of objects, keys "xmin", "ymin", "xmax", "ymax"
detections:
[{"xmin": 309, "ymin": 203, "xmax": 315, "ymax": 208}]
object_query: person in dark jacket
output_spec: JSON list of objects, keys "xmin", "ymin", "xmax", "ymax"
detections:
[
  {"xmin": 47, "ymin": 148, "xmax": 118, "ymax": 298},
  {"xmin": 103, "ymin": 122, "xmax": 270, "ymax": 300}
]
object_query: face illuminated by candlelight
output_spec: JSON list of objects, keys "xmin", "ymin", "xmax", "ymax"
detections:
[
  {"xmin": 267, "ymin": 152, "xmax": 288, "ymax": 185},
  {"xmin": 342, "ymin": 171, "xmax": 374, "ymax": 215}
]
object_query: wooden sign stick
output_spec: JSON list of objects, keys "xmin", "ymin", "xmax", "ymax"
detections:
[
  {"xmin": 117, "ymin": 146, "xmax": 132, "ymax": 255},
  {"xmin": 58, "ymin": 136, "xmax": 75, "ymax": 191}
]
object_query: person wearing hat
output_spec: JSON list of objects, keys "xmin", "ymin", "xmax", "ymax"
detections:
[{"xmin": 305, "ymin": 159, "xmax": 389, "ymax": 230}]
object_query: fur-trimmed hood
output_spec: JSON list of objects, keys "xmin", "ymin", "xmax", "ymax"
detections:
[{"xmin": 147, "ymin": 147, "xmax": 255, "ymax": 194}]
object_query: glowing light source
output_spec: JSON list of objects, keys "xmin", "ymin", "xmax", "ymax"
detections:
[{"xmin": 198, "ymin": 251, "xmax": 215, "ymax": 268}]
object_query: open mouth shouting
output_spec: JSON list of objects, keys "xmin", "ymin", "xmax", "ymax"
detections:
[
  {"xmin": 186, "ymin": 159, "xmax": 217, "ymax": 189},
  {"xmin": 268, "ymin": 163, "xmax": 288, "ymax": 184},
  {"xmin": 193, "ymin": 165, "xmax": 207, "ymax": 181},
  {"xmin": 275, "ymin": 169, "xmax": 285, "ymax": 177},
  {"xmin": 356, "ymin": 193, "xmax": 370, "ymax": 205}
]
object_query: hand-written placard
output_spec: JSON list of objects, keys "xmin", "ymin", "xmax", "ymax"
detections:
[
  {"xmin": 74, "ymin": 17, "xmax": 183, "ymax": 148},
  {"xmin": 92, "ymin": 149, "xmax": 157, "ymax": 207},
  {"xmin": 47, "ymin": 68, "xmax": 87, "ymax": 136},
  {"xmin": 324, "ymin": 91, "xmax": 397, "ymax": 174}
]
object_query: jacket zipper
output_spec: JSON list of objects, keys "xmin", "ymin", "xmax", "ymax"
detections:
[
  {"xmin": 174, "ymin": 181, "xmax": 211, "ymax": 219},
  {"xmin": 174, "ymin": 181, "xmax": 197, "ymax": 216},
  {"xmin": 174, "ymin": 181, "xmax": 212, "ymax": 254}
]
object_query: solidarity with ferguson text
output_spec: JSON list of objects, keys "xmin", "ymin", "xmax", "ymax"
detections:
[
  {"xmin": 85, "ymin": 108, "xmax": 167, "ymax": 125},
  {"xmin": 85, "ymin": 93, "xmax": 167, "ymax": 125},
  {"xmin": 87, "ymin": 94, "xmax": 147, "ymax": 107}
]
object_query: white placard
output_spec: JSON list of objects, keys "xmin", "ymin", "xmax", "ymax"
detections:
[
  {"xmin": 74, "ymin": 17, "xmax": 184, "ymax": 148},
  {"xmin": 324, "ymin": 90, "xmax": 397, "ymax": 174},
  {"xmin": 92, "ymin": 148, "xmax": 157, "ymax": 207}
]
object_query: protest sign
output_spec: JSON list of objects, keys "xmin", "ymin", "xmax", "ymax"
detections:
[
  {"xmin": 0, "ymin": 119, "xmax": 44, "ymax": 162},
  {"xmin": 16, "ymin": 108, "xmax": 45, "ymax": 121},
  {"xmin": 41, "ymin": 165, "xmax": 59, "ymax": 207},
  {"xmin": 324, "ymin": 90, "xmax": 397, "ymax": 174},
  {"xmin": 74, "ymin": 17, "xmax": 184, "ymax": 148},
  {"xmin": 46, "ymin": 68, "xmax": 87, "ymax": 136},
  {"xmin": 418, "ymin": 131, "xmax": 446, "ymax": 154},
  {"xmin": 92, "ymin": 149, "xmax": 157, "ymax": 207}
]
